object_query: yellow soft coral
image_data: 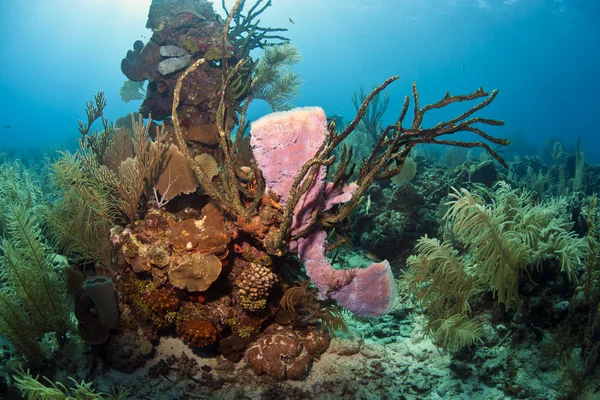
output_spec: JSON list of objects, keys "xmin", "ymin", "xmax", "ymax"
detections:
[
  {"xmin": 404, "ymin": 182, "xmax": 588, "ymax": 349},
  {"xmin": 446, "ymin": 182, "xmax": 585, "ymax": 307}
]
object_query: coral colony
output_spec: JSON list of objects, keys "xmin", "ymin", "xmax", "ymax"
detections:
[{"xmin": 97, "ymin": 0, "xmax": 504, "ymax": 374}]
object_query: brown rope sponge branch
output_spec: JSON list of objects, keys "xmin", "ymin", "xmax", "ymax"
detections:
[{"xmin": 274, "ymin": 80, "xmax": 508, "ymax": 243}]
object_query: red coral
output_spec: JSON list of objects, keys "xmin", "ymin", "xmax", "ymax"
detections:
[
  {"xmin": 188, "ymin": 292, "xmax": 206, "ymax": 303},
  {"xmin": 180, "ymin": 118, "xmax": 192, "ymax": 129}
]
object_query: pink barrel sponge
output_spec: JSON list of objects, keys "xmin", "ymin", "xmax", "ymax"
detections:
[
  {"xmin": 251, "ymin": 107, "xmax": 327, "ymax": 207},
  {"xmin": 297, "ymin": 230, "xmax": 396, "ymax": 317},
  {"xmin": 251, "ymin": 107, "xmax": 396, "ymax": 317},
  {"xmin": 251, "ymin": 107, "xmax": 328, "ymax": 235}
]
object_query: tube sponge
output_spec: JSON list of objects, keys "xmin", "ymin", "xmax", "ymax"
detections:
[{"xmin": 83, "ymin": 277, "xmax": 119, "ymax": 330}]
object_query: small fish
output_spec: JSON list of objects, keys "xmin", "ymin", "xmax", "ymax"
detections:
[
  {"xmin": 365, "ymin": 194, "xmax": 372, "ymax": 215},
  {"xmin": 4, "ymin": 125, "xmax": 10, "ymax": 128},
  {"xmin": 288, "ymin": 17, "xmax": 295, "ymax": 24},
  {"xmin": 364, "ymin": 251, "xmax": 382, "ymax": 263},
  {"xmin": 462, "ymin": 63, "xmax": 465, "ymax": 70}
]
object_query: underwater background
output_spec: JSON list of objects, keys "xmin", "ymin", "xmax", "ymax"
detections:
[
  {"xmin": 1, "ymin": 0, "xmax": 600, "ymax": 399},
  {"xmin": 1, "ymin": 0, "xmax": 599, "ymax": 160}
]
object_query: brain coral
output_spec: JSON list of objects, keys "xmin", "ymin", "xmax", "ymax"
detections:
[{"xmin": 245, "ymin": 326, "xmax": 312, "ymax": 380}]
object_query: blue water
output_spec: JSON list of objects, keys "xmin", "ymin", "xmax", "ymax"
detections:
[{"xmin": 0, "ymin": 0, "xmax": 598, "ymax": 161}]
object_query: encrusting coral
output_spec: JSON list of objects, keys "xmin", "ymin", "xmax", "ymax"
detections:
[
  {"xmin": 145, "ymin": 286, "xmax": 181, "ymax": 315},
  {"xmin": 168, "ymin": 252, "xmax": 223, "ymax": 292}
]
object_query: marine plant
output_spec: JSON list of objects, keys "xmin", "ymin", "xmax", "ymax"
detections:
[
  {"xmin": 447, "ymin": 182, "xmax": 584, "ymax": 306},
  {"xmin": 280, "ymin": 280, "xmax": 348, "ymax": 334},
  {"xmin": 352, "ymin": 83, "xmax": 390, "ymax": 143},
  {"xmin": 404, "ymin": 181, "xmax": 587, "ymax": 349},
  {"xmin": 45, "ymin": 152, "xmax": 117, "ymax": 272},
  {"xmin": 546, "ymin": 195, "xmax": 600, "ymax": 399},
  {"xmin": 78, "ymin": 93, "xmax": 168, "ymax": 223},
  {"xmin": 336, "ymin": 84, "xmax": 391, "ymax": 164},
  {"xmin": 119, "ymin": 79, "xmax": 146, "ymax": 104},
  {"xmin": 0, "ymin": 161, "xmax": 44, "ymax": 233},
  {"xmin": 0, "ymin": 197, "xmax": 73, "ymax": 363},
  {"xmin": 222, "ymin": 0, "xmax": 289, "ymax": 57},
  {"xmin": 404, "ymin": 237, "xmax": 482, "ymax": 349},
  {"xmin": 252, "ymin": 43, "xmax": 302, "ymax": 111},
  {"xmin": 11, "ymin": 367, "xmax": 130, "ymax": 399}
]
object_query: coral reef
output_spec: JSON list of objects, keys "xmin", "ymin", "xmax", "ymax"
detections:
[{"xmin": 14, "ymin": 1, "xmax": 590, "ymax": 398}]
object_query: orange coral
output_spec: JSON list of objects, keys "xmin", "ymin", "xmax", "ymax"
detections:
[
  {"xmin": 188, "ymin": 292, "xmax": 206, "ymax": 303},
  {"xmin": 236, "ymin": 215, "xmax": 269, "ymax": 239},
  {"xmin": 179, "ymin": 319, "xmax": 217, "ymax": 347},
  {"xmin": 167, "ymin": 203, "xmax": 231, "ymax": 254},
  {"xmin": 261, "ymin": 194, "xmax": 281, "ymax": 210},
  {"xmin": 145, "ymin": 286, "xmax": 180, "ymax": 314}
]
